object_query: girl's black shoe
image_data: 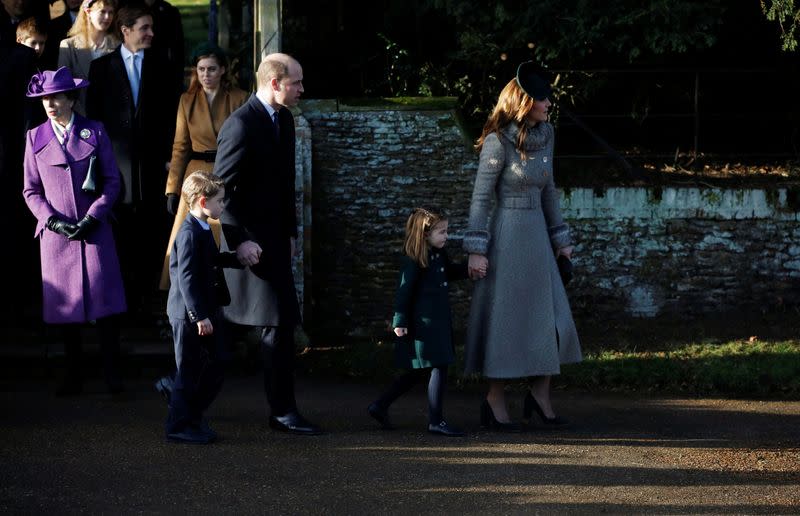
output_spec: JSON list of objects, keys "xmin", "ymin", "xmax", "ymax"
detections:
[
  {"xmin": 428, "ymin": 420, "xmax": 465, "ymax": 437},
  {"xmin": 523, "ymin": 392, "xmax": 569, "ymax": 426},
  {"xmin": 480, "ymin": 399, "xmax": 522, "ymax": 432},
  {"xmin": 367, "ymin": 402, "xmax": 395, "ymax": 430}
]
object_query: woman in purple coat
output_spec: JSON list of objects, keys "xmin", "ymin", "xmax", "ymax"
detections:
[{"xmin": 22, "ymin": 67, "xmax": 127, "ymax": 396}]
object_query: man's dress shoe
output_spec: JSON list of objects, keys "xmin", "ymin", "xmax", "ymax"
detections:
[{"xmin": 268, "ymin": 412, "xmax": 323, "ymax": 435}]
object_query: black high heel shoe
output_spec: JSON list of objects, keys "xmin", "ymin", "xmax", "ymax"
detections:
[
  {"xmin": 480, "ymin": 399, "xmax": 522, "ymax": 432},
  {"xmin": 523, "ymin": 392, "xmax": 569, "ymax": 426}
]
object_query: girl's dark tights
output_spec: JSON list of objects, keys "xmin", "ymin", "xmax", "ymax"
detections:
[{"xmin": 374, "ymin": 366, "xmax": 448, "ymax": 424}]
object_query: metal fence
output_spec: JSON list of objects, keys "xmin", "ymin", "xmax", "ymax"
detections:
[{"xmin": 552, "ymin": 68, "xmax": 800, "ymax": 165}]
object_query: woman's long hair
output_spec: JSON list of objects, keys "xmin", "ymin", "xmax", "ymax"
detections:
[
  {"xmin": 403, "ymin": 208, "xmax": 445, "ymax": 268},
  {"xmin": 67, "ymin": 0, "xmax": 118, "ymax": 48},
  {"xmin": 475, "ymin": 78, "xmax": 537, "ymax": 160}
]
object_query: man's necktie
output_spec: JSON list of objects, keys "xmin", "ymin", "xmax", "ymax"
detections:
[
  {"xmin": 272, "ymin": 111, "xmax": 280, "ymax": 140},
  {"xmin": 130, "ymin": 54, "xmax": 140, "ymax": 106}
]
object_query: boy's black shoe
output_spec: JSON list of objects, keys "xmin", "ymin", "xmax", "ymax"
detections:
[
  {"xmin": 166, "ymin": 427, "xmax": 212, "ymax": 444},
  {"xmin": 192, "ymin": 419, "xmax": 218, "ymax": 441},
  {"xmin": 154, "ymin": 376, "xmax": 172, "ymax": 403},
  {"xmin": 428, "ymin": 421, "xmax": 465, "ymax": 437}
]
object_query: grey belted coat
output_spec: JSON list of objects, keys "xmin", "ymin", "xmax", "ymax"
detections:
[{"xmin": 463, "ymin": 122, "xmax": 581, "ymax": 378}]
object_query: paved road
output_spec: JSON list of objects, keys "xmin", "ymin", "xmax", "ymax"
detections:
[{"xmin": 1, "ymin": 374, "xmax": 799, "ymax": 514}]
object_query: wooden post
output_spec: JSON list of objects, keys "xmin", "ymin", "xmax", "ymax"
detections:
[{"xmin": 255, "ymin": 0, "xmax": 281, "ymax": 64}]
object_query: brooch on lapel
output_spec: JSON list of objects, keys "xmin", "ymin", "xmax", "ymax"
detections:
[{"xmin": 79, "ymin": 129, "xmax": 91, "ymax": 140}]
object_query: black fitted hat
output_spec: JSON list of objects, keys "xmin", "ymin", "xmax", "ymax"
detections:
[{"xmin": 516, "ymin": 61, "xmax": 552, "ymax": 100}]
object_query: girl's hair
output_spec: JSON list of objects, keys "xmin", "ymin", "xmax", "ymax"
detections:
[
  {"xmin": 182, "ymin": 170, "xmax": 225, "ymax": 208},
  {"xmin": 403, "ymin": 207, "xmax": 446, "ymax": 268},
  {"xmin": 67, "ymin": 0, "xmax": 119, "ymax": 46},
  {"xmin": 187, "ymin": 52, "xmax": 235, "ymax": 95},
  {"xmin": 475, "ymin": 78, "xmax": 537, "ymax": 160}
]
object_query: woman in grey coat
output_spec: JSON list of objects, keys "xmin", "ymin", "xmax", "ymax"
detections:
[{"xmin": 464, "ymin": 62, "xmax": 581, "ymax": 430}]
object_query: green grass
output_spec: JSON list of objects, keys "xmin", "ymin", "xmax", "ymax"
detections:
[
  {"xmin": 560, "ymin": 340, "xmax": 800, "ymax": 398},
  {"xmin": 295, "ymin": 338, "xmax": 800, "ymax": 399}
]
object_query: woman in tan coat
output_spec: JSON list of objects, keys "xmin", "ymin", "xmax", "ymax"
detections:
[
  {"xmin": 159, "ymin": 43, "xmax": 248, "ymax": 289},
  {"xmin": 57, "ymin": 0, "xmax": 119, "ymax": 115}
]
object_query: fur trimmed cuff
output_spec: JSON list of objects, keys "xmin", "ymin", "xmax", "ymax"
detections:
[
  {"xmin": 463, "ymin": 230, "xmax": 489, "ymax": 255},
  {"xmin": 548, "ymin": 223, "xmax": 571, "ymax": 250}
]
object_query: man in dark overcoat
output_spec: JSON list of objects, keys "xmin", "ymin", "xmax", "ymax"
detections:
[
  {"xmin": 213, "ymin": 53, "xmax": 321, "ymax": 435},
  {"xmin": 86, "ymin": 3, "xmax": 180, "ymax": 313}
]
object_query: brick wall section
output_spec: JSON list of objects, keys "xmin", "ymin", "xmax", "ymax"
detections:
[{"xmin": 297, "ymin": 102, "xmax": 800, "ymax": 343}]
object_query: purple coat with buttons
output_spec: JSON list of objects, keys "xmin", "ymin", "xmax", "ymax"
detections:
[{"xmin": 23, "ymin": 114, "xmax": 127, "ymax": 324}]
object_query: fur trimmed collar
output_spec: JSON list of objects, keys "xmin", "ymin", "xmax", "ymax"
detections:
[{"xmin": 500, "ymin": 121, "xmax": 553, "ymax": 151}]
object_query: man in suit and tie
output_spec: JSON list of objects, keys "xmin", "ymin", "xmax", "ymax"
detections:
[
  {"xmin": 87, "ymin": 3, "xmax": 180, "ymax": 316},
  {"xmin": 213, "ymin": 54, "xmax": 322, "ymax": 435}
]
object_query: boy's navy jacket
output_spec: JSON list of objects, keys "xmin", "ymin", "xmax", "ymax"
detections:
[{"xmin": 167, "ymin": 214, "xmax": 242, "ymax": 322}]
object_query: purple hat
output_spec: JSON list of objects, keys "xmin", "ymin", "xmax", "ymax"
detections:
[{"xmin": 26, "ymin": 67, "xmax": 89, "ymax": 98}]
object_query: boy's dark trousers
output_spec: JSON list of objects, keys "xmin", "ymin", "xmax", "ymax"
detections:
[{"xmin": 165, "ymin": 313, "xmax": 225, "ymax": 435}]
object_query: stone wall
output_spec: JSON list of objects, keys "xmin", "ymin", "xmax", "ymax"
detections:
[
  {"xmin": 299, "ymin": 100, "xmax": 475, "ymax": 341},
  {"xmin": 297, "ymin": 101, "xmax": 800, "ymax": 343},
  {"xmin": 563, "ymin": 187, "xmax": 800, "ymax": 319}
]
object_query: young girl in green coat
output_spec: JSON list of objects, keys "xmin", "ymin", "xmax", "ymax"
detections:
[{"xmin": 368, "ymin": 208, "xmax": 469, "ymax": 436}]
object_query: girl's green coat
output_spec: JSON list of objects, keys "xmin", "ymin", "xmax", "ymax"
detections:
[{"xmin": 392, "ymin": 250, "xmax": 468, "ymax": 369}]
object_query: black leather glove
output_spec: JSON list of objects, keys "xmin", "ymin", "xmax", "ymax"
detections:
[
  {"xmin": 67, "ymin": 215, "xmax": 99, "ymax": 241},
  {"xmin": 46, "ymin": 216, "xmax": 78, "ymax": 238},
  {"xmin": 166, "ymin": 193, "xmax": 180, "ymax": 216}
]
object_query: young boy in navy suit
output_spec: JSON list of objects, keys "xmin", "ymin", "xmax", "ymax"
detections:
[{"xmin": 165, "ymin": 171, "xmax": 246, "ymax": 444}]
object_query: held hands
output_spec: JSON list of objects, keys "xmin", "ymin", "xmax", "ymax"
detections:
[
  {"xmin": 46, "ymin": 216, "xmax": 78, "ymax": 238},
  {"xmin": 468, "ymin": 253, "xmax": 488, "ymax": 280},
  {"xmin": 166, "ymin": 193, "xmax": 180, "ymax": 216},
  {"xmin": 236, "ymin": 240, "xmax": 262, "ymax": 267},
  {"xmin": 394, "ymin": 327, "xmax": 408, "ymax": 337},
  {"xmin": 557, "ymin": 246, "xmax": 574, "ymax": 259},
  {"xmin": 197, "ymin": 317, "xmax": 213, "ymax": 336}
]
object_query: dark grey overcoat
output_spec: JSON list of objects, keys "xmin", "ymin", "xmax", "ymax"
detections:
[
  {"xmin": 212, "ymin": 95, "xmax": 300, "ymax": 327},
  {"xmin": 463, "ymin": 122, "xmax": 582, "ymax": 378}
]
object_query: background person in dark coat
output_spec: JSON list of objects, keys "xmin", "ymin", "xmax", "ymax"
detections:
[
  {"xmin": 86, "ymin": 2, "xmax": 180, "ymax": 315},
  {"xmin": 41, "ymin": 0, "xmax": 81, "ymax": 69},
  {"xmin": 0, "ymin": 38, "xmax": 38, "ymax": 326},
  {"xmin": 213, "ymin": 53, "xmax": 321, "ymax": 436}
]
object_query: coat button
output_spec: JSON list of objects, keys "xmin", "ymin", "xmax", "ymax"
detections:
[
  {"xmin": 443, "ymin": 281, "xmax": 448, "ymax": 286},
  {"xmin": 440, "ymin": 267, "xmax": 444, "ymax": 272}
]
